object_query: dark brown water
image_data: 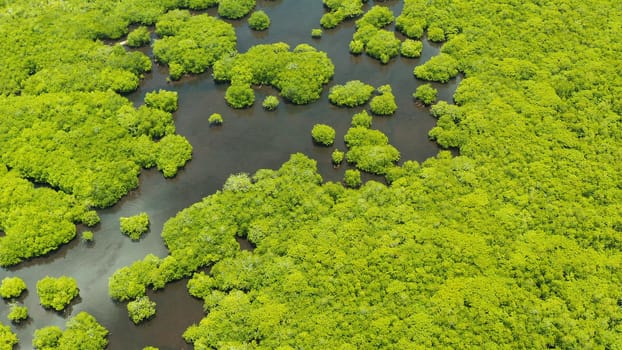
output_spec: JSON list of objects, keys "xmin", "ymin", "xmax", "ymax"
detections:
[{"xmin": 0, "ymin": 1, "xmax": 460, "ymax": 349}]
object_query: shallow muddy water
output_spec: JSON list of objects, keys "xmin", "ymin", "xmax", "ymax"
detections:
[{"xmin": 0, "ymin": 1, "xmax": 459, "ymax": 349}]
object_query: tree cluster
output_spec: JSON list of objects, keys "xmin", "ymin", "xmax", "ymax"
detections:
[
  {"xmin": 328, "ymin": 80, "xmax": 375, "ymax": 107},
  {"xmin": 369, "ymin": 84, "xmax": 397, "ymax": 116},
  {"xmin": 0, "ymin": 277, "xmax": 27, "ymax": 299},
  {"xmin": 153, "ymin": 11, "xmax": 236, "ymax": 80},
  {"xmin": 213, "ymin": 43, "xmax": 334, "ymax": 105},
  {"xmin": 311, "ymin": 124, "xmax": 336, "ymax": 146},
  {"xmin": 320, "ymin": 0, "xmax": 366, "ymax": 29},
  {"xmin": 36, "ymin": 276, "xmax": 79, "ymax": 311},
  {"xmin": 33, "ymin": 312, "xmax": 108, "ymax": 350},
  {"xmin": 120, "ymin": 212, "xmax": 150, "ymax": 240},
  {"xmin": 349, "ymin": 6, "xmax": 400, "ymax": 64},
  {"xmin": 127, "ymin": 296, "xmax": 157, "ymax": 324},
  {"xmin": 0, "ymin": 323, "xmax": 18, "ymax": 350},
  {"xmin": 248, "ymin": 10, "xmax": 270, "ymax": 31}
]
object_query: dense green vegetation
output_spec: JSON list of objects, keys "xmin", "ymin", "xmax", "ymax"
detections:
[
  {"xmin": 218, "ymin": 0, "xmax": 255, "ymax": 19},
  {"xmin": 311, "ymin": 29, "xmax": 323, "ymax": 38},
  {"xmin": 0, "ymin": 277, "xmax": 27, "ymax": 299},
  {"xmin": 311, "ymin": 124, "xmax": 336, "ymax": 146},
  {"xmin": 144, "ymin": 90, "xmax": 178, "ymax": 113},
  {"xmin": 369, "ymin": 84, "xmax": 397, "ymax": 116},
  {"xmin": 0, "ymin": 0, "xmax": 194, "ymax": 266},
  {"xmin": 153, "ymin": 10, "xmax": 236, "ymax": 80},
  {"xmin": 262, "ymin": 96, "xmax": 279, "ymax": 111},
  {"xmin": 328, "ymin": 80, "xmax": 375, "ymax": 107},
  {"xmin": 112, "ymin": 1, "xmax": 622, "ymax": 346},
  {"xmin": 0, "ymin": 323, "xmax": 17, "ymax": 350},
  {"xmin": 351, "ymin": 110, "xmax": 372, "ymax": 128},
  {"xmin": 126, "ymin": 26, "xmax": 151, "ymax": 48},
  {"xmin": 400, "ymin": 39, "xmax": 423, "ymax": 58},
  {"xmin": 36, "ymin": 276, "xmax": 79, "ymax": 311},
  {"xmin": 7, "ymin": 305, "xmax": 28, "ymax": 323},
  {"xmin": 213, "ymin": 43, "xmax": 334, "ymax": 105},
  {"xmin": 344, "ymin": 125, "xmax": 400, "ymax": 174},
  {"xmin": 343, "ymin": 168, "xmax": 362, "ymax": 188},
  {"xmin": 248, "ymin": 10, "xmax": 270, "ymax": 31},
  {"xmin": 331, "ymin": 149, "xmax": 345, "ymax": 165},
  {"xmin": 33, "ymin": 312, "xmax": 108, "ymax": 350},
  {"xmin": 3, "ymin": 0, "xmax": 622, "ymax": 348},
  {"xmin": 208, "ymin": 113, "xmax": 224, "ymax": 125},
  {"xmin": 414, "ymin": 83, "xmax": 438, "ymax": 105},
  {"xmin": 120, "ymin": 212, "xmax": 150, "ymax": 240},
  {"xmin": 127, "ymin": 296, "xmax": 157, "ymax": 324},
  {"xmin": 349, "ymin": 6, "xmax": 400, "ymax": 64},
  {"xmin": 320, "ymin": 0, "xmax": 365, "ymax": 29}
]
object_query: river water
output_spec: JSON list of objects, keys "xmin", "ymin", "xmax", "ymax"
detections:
[{"xmin": 0, "ymin": 1, "xmax": 460, "ymax": 349}]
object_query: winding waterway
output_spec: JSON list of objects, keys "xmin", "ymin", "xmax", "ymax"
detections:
[{"xmin": 0, "ymin": 1, "xmax": 460, "ymax": 348}]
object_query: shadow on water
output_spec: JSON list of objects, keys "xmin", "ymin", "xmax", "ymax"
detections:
[{"xmin": 0, "ymin": 1, "xmax": 460, "ymax": 349}]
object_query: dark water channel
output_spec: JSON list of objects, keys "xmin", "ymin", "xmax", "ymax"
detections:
[{"xmin": 0, "ymin": 1, "xmax": 460, "ymax": 349}]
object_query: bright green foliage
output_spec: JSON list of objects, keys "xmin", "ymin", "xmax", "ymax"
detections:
[
  {"xmin": 120, "ymin": 212, "xmax": 150, "ymax": 240},
  {"xmin": 331, "ymin": 149, "xmax": 345, "ymax": 165},
  {"xmin": 248, "ymin": 10, "xmax": 270, "ymax": 31},
  {"xmin": 127, "ymin": 26, "xmax": 151, "ymax": 48},
  {"xmin": 208, "ymin": 113, "xmax": 224, "ymax": 125},
  {"xmin": 127, "ymin": 296, "xmax": 157, "ymax": 324},
  {"xmin": 225, "ymin": 85, "xmax": 255, "ymax": 109},
  {"xmin": 218, "ymin": 0, "xmax": 256, "ymax": 19},
  {"xmin": 0, "ymin": 277, "xmax": 27, "ymax": 299},
  {"xmin": 351, "ymin": 110, "xmax": 373, "ymax": 128},
  {"xmin": 81, "ymin": 231, "xmax": 94, "ymax": 242},
  {"xmin": 395, "ymin": 0, "xmax": 427, "ymax": 38},
  {"xmin": 33, "ymin": 327, "xmax": 63, "ymax": 350},
  {"xmin": 153, "ymin": 11, "xmax": 236, "ymax": 80},
  {"xmin": 0, "ymin": 322, "xmax": 18, "ymax": 350},
  {"xmin": 311, "ymin": 28, "xmax": 323, "ymax": 38},
  {"xmin": 344, "ymin": 125, "xmax": 399, "ymax": 174},
  {"xmin": 349, "ymin": 40, "xmax": 364, "ymax": 54},
  {"xmin": 0, "ymin": 1, "xmax": 155, "ymax": 96},
  {"xmin": 143, "ymin": 347, "xmax": 159, "ymax": 350},
  {"xmin": 343, "ymin": 169, "xmax": 362, "ymax": 188},
  {"xmin": 104, "ymin": 0, "xmax": 622, "ymax": 349},
  {"xmin": 427, "ymin": 26, "xmax": 445, "ymax": 42},
  {"xmin": 188, "ymin": 0, "xmax": 219, "ymax": 10},
  {"xmin": 346, "ymin": 144, "xmax": 400, "ymax": 174},
  {"xmin": 350, "ymin": 7, "xmax": 398, "ymax": 64},
  {"xmin": 0, "ymin": 92, "xmax": 183, "ymax": 207},
  {"xmin": 7, "ymin": 305, "xmax": 28, "ymax": 323},
  {"xmin": 144, "ymin": 90, "xmax": 178, "ymax": 113},
  {"xmin": 33, "ymin": 312, "xmax": 108, "ymax": 350},
  {"xmin": 311, "ymin": 124, "xmax": 336, "ymax": 146},
  {"xmin": 344, "ymin": 127, "xmax": 388, "ymax": 147},
  {"xmin": 414, "ymin": 83, "xmax": 438, "ymax": 105},
  {"xmin": 355, "ymin": 5, "xmax": 394, "ymax": 29},
  {"xmin": 213, "ymin": 43, "xmax": 334, "ymax": 105},
  {"xmin": 80, "ymin": 211, "xmax": 101, "ymax": 227},
  {"xmin": 109, "ymin": 254, "xmax": 161, "ymax": 301},
  {"xmin": 328, "ymin": 80, "xmax": 375, "ymax": 107},
  {"xmin": 414, "ymin": 53, "xmax": 460, "ymax": 83},
  {"xmin": 400, "ymin": 39, "xmax": 423, "ymax": 58},
  {"xmin": 262, "ymin": 96, "xmax": 279, "ymax": 110},
  {"xmin": 36, "ymin": 276, "xmax": 79, "ymax": 311},
  {"xmin": 320, "ymin": 0, "xmax": 364, "ymax": 28},
  {"xmin": 155, "ymin": 134, "xmax": 193, "ymax": 177},
  {"xmin": 369, "ymin": 85, "xmax": 397, "ymax": 116},
  {"xmin": 428, "ymin": 100, "xmax": 465, "ymax": 148},
  {"xmin": 0, "ymin": 167, "xmax": 86, "ymax": 266},
  {"xmin": 365, "ymin": 30, "xmax": 401, "ymax": 64},
  {"xmin": 223, "ymin": 173, "xmax": 253, "ymax": 193}
]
